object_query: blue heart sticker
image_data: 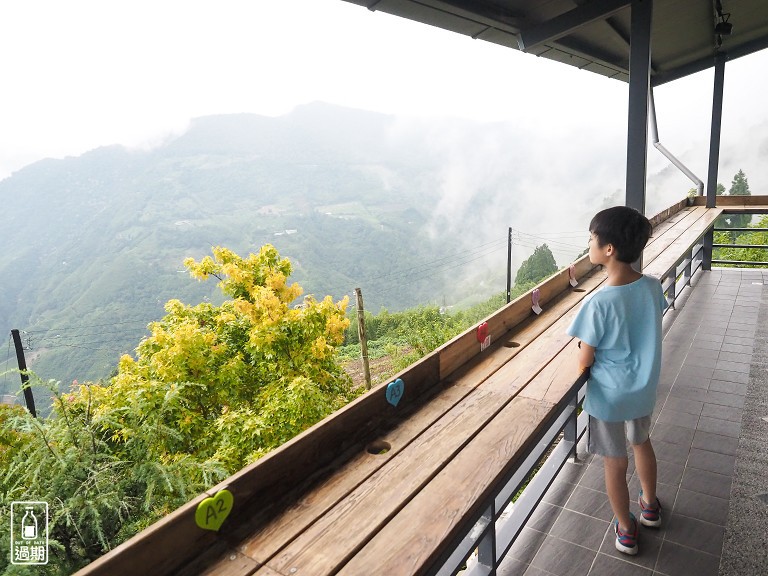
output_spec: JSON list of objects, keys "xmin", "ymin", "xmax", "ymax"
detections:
[{"xmin": 386, "ymin": 378, "xmax": 405, "ymax": 407}]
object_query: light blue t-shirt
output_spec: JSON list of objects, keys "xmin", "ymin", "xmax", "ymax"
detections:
[{"xmin": 566, "ymin": 275, "xmax": 666, "ymax": 422}]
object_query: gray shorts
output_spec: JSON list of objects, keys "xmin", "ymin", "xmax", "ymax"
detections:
[{"xmin": 587, "ymin": 415, "xmax": 652, "ymax": 458}]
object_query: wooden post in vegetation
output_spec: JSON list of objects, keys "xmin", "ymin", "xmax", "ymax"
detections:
[
  {"xmin": 354, "ymin": 288, "xmax": 372, "ymax": 390},
  {"xmin": 507, "ymin": 227, "xmax": 513, "ymax": 303},
  {"xmin": 11, "ymin": 329, "xmax": 36, "ymax": 418}
]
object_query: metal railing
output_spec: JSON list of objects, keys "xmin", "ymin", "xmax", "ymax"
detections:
[
  {"xmin": 712, "ymin": 226, "xmax": 768, "ymax": 267},
  {"xmin": 434, "ymin": 372, "xmax": 589, "ymax": 576},
  {"xmin": 659, "ymin": 240, "xmax": 705, "ymax": 313}
]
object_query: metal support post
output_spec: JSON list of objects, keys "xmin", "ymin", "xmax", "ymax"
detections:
[
  {"xmin": 703, "ymin": 229, "xmax": 714, "ymax": 271},
  {"xmin": 684, "ymin": 249, "xmax": 693, "ymax": 286},
  {"xmin": 564, "ymin": 391, "xmax": 579, "ymax": 463},
  {"xmin": 667, "ymin": 276, "xmax": 677, "ymax": 310},
  {"xmin": 625, "ymin": 0, "xmax": 653, "ymax": 217},
  {"xmin": 706, "ymin": 53, "xmax": 727, "ymax": 208},
  {"xmin": 476, "ymin": 503, "xmax": 497, "ymax": 575}
]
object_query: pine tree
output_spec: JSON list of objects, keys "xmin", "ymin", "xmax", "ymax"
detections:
[
  {"xmin": 515, "ymin": 244, "xmax": 558, "ymax": 286},
  {"xmin": 716, "ymin": 170, "xmax": 752, "ymax": 236}
]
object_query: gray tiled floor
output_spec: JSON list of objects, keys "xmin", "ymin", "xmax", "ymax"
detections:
[{"xmin": 499, "ymin": 268, "xmax": 768, "ymax": 576}]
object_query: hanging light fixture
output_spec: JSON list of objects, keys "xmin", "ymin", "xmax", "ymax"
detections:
[{"xmin": 715, "ymin": 1, "xmax": 733, "ymax": 36}]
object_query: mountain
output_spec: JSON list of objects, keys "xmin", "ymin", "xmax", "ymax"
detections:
[{"xmin": 1, "ymin": 103, "xmax": 515, "ymax": 396}]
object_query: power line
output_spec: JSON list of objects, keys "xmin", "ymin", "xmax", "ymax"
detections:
[{"xmin": 24, "ymin": 319, "xmax": 152, "ymax": 335}]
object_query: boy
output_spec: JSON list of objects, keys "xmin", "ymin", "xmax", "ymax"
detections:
[{"xmin": 567, "ymin": 206, "xmax": 666, "ymax": 556}]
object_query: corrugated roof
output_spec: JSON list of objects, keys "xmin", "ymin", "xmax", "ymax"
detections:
[{"xmin": 343, "ymin": 0, "xmax": 768, "ymax": 85}]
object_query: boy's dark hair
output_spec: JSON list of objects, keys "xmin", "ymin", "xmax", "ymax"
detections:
[{"xmin": 590, "ymin": 206, "xmax": 652, "ymax": 263}]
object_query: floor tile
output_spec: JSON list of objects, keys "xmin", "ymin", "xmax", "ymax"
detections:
[
  {"xmin": 716, "ymin": 359, "xmax": 752, "ymax": 374},
  {"xmin": 678, "ymin": 364, "xmax": 716, "ymax": 380},
  {"xmin": 660, "ymin": 397, "xmax": 703, "ymax": 416},
  {"xmin": 700, "ymin": 403, "xmax": 742, "ymax": 422},
  {"xmin": 548, "ymin": 508, "xmax": 609, "ymax": 551},
  {"xmin": 564, "ymin": 485, "xmax": 615, "ymax": 522},
  {"xmin": 655, "ymin": 541, "xmax": 720, "ymax": 576},
  {"xmin": 588, "ymin": 552, "xmax": 654, "ymax": 575},
  {"xmin": 717, "ymin": 351, "xmax": 752, "ymax": 364},
  {"xmin": 497, "ymin": 556, "xmax": 531, "ymax": 576},
  {"xmin": 718, "ymin": 342, "xmax": 753, "ymax": 355},
  {"xmin": 682, "ymin": 354, "xmax": 718, "ymax": 369},
  {"xmin": 578, "ymin": 464, "xmax": 608, "ymax": 493},
  {"xmin": 707, "ymin": 380, "xmax": 748, "ymax": 396},
  {"xmin": 507, "ymin": 527, "xmax": 547, "ymax": 565},
  {"xmin": 521, "ymin": 565, "xmax": 551, "ymax": 576},
  {"xmin": 673, "ymin": 489, "xmax": 729, "ymax": 525},
  {"xmin": 656, "ymin": 409, "xmax": 699, "ymax": 429},
  {"xmin": 541, "ymin": 479, "xmax": 576, "ymax": 507},
  {"xmin": 686, "ymin": 448, "xmax": 736, "ymax": 476},
  {"xmin": 666, "ymin": 385, "xmax": 708, "ymax": 401},
  {"xmin": 696, "ymin": 416, "xmax": 741, "ymax": 438},
  {"xmin": 680, "ymin": 467, "xmax": 732, "ymax": 500},
  {"xmin": 722, "ymin": 335, "xmax": 754, "ymax": 347},
  {"xmin": 529, "ymin": 535, "xmax": 597, "ymax": 576},
  {"xmin": 649, "ymin": 422, "xmax": 696, "ymax": 446},
  {"xmin": 689, "ymin": 338, "xmax": 721, "ymax": 351},
  {"xmin": 651, "ymin": 439, "xmax": 691, "ymax": 465},
  {"xmin": 702, "ymin": 390, "xmax": 746, "ymax": 409},
  {"xmin": 526, "ymin": 501, "xmax": 562, "ymax": 533},
  {"xmin": 672, "ymin": 373, "xmax": 710, "ymax": 390},
  {"xmin": 656, "ymin": 461, "xmax": 685, "ymax": 486},
  {"xmin": 711, "ymin": 369, "xmax": 749, "ymax": 384},
  {"xmin": 691, "ymin": 430, "xmax": 739, "ymax": 456}
]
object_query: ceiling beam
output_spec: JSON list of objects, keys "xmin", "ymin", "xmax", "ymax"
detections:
[
  {"xmin": 517, "ymin": 0, "xmax": 631, "ymax": 51},
  {"xmin": 366, "ymin": 0, "xmax": 523, "ymax": 33},
  {"xmin": 652, "ymin": 33, "xmax": 768, "ymax": 86}
]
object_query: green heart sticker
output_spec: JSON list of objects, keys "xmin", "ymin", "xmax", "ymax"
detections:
[{"xmin": 195, "ymin": 489, "xmax": 233, "ymax": 531}]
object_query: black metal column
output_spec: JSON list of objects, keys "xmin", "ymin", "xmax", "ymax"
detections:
[
  {"xmin": 706, "ymin": 52, "xmax": 727, "ymax": 210},
  {"xmin": 625, "ymin": 0, "xmax": 653, "ymax": 216}
]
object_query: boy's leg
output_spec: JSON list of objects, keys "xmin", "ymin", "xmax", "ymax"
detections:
[
  {"xmin": 588, "ymin": 417, "xmax": 634, "ymax": 531},
  {"xmin": 632, "ymin": 438, "xmax": 657, "ymax": 504},
  {"xmin": 604, "ymin": 455, "xmax": 633, "ymax": 531},
  {"xmin": 629, "ymin": 417, "xmax": 662, "ymax": 527}
]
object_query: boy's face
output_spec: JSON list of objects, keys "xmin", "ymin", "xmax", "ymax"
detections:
[{"xmin": 588, "ymin": 232, "xmax": 612, "ymax": 265}]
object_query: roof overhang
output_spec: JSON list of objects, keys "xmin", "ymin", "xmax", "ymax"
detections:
[{"xmin": 345, "ymin": 0, "xmax": 768, "ymax": 86}]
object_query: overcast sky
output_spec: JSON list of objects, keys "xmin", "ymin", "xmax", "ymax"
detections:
[{"xmin": 2, "ymin": 0, "xmax": 767, "ymax": 203}]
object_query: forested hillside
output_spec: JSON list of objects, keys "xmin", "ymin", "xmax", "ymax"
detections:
[{"xmin": 0, "ymin": 103, "xmax": 591, "ymax": 397}]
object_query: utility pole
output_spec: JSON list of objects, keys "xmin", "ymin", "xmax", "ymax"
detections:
[
  {"xmin": 354, "ymin": 288, "xmax": 372, "ymax": 390},
  {"xmin": 507, "ymin": 227, "xmax": 513, "ymax": 303},
  {"xmin": 11, "ymin": 329, "xmax": 36, "ymax": 417}
]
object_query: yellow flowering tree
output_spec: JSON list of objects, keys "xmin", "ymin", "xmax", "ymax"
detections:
[
  {"xmin": 0, "ymin": 245, "xmax": 358, "ymax": 572},
  {"xmin": 103, "ymin": 244, "xmax": 357, "ymax": 468}
]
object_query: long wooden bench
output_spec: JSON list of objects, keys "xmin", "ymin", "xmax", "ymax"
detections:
[{"xmin": 78, "ymin": 197, "xmax": 762, "ymax": 576}]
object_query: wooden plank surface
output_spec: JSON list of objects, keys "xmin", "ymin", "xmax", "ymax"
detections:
[
  {"xmin": 691, "ymin": 194, "xmax": 768, "ymax": 208},
  {"xmin": 517, "ymin": 338, "xmax": 583, "ymax": 405},
  {"xmin": 641, "ymin": 206, "xmax": 707, "ymax": 265},
  {"xmin": 177, "ymin": 545, "xmax": 260, "ymax": 576},
  {"xmin": 335, "ymin": 397, "xmax": 555, "ymax": 576},
  {"xmin": 643, "ymin": 208, "xmax": 723, "ymax": 279}
]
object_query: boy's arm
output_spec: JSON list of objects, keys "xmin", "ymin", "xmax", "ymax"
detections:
[{"xmin": 577, "ymin": 341, "xmax": 595, "ymax": 371}]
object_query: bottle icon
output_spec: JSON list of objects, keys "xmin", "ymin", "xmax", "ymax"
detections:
[{"xmin": 21, "ymin": 507, "xmax": 38, "ymax": 540}]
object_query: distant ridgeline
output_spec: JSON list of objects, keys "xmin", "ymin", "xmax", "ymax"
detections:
[{"xmin": 2, "ymin": 103, "xmax": 540, "ymax": 393}]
